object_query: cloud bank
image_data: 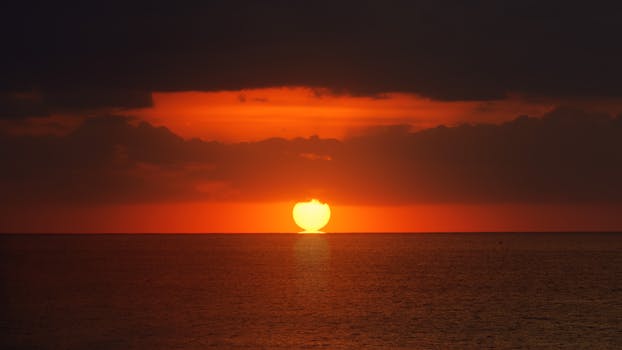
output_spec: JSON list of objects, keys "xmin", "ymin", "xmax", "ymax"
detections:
[{"xmin": 2, "ymin": 108, "xmax": 621, "ymax": 206}]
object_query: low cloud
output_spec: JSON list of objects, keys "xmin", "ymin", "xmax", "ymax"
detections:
[{"xmin": 1, "ymin": 108, "xmax": 622, "ymax": 206}]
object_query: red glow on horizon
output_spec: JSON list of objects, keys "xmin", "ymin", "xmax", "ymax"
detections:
[{"xmin": 3, "ymin": 202, "xmax": 622, "ymax": 233}]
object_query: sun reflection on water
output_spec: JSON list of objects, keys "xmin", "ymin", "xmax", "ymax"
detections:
[{"xmin": 293, "ymin": 235, "xmax": 330, "ymax": 299}]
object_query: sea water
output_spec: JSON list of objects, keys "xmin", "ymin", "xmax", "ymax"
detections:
[{"xmin": 1, "ymin": 233, "xmax": 621, "ymax": 349}]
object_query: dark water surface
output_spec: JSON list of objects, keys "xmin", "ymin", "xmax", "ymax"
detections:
[{"xmin": 1, "ymin": 233, "xmax": 622, "ymax": 349}]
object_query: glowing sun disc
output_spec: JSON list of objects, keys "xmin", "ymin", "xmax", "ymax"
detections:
[{"xmin": 292, "ymin": 199, "xmax": 331, "ymax": 233}]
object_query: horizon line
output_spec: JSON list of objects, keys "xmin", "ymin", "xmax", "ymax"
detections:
[{"xmin": 2, "ymin": 231, "xmax": 622, "ymax": 235}]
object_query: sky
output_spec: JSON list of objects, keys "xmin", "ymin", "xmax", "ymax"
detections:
[{"xmin": 2, "ymin": 1, "xmax": 622, "ymax": 232}]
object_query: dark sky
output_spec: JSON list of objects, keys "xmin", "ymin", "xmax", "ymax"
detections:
[{"xmin": 2, "ymin": 1, "xmax": 622, "ymax": 117}]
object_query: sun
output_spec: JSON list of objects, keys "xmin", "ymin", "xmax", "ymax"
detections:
[{"xmin": 292, "ymin": 199, "xmax": 331, "ymax": 233}]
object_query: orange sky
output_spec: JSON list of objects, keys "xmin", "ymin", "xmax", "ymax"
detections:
[
  {"xmin": 3, "ymin": 87, "xmax": 622, "ymax": 233},
  {"xmin": 130, "ymin": 87, "xmax": 555, "ymax": 141},
  {"xmin": 5, "ymin": 87, "xmax": 620, "ymax": 142},
  {"xmin": 3, "ymin": 201, "xmax": 622, "ymax": 233}
]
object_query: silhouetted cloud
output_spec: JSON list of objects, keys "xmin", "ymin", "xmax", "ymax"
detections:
[
  {"xmin": 2, "ymin": 108, "xmax": 621, "ymax": 205},
  {"xmin": 1, "ymin": 1, "xmax": 622, "ymax": 117},
  {"xmin": 0, "ymin": 90, "xmax": 153, "ymax": 119}
]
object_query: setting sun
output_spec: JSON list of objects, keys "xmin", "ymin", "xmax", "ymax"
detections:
[{"xmin": 292, "ymin": 199, "xmax": 331, "ymax": 233}]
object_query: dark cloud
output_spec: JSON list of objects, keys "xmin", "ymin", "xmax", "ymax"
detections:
[
  {"xmin": 1, "ymin": 1, "xmax": 621, "ymax": 116},
  {"xmin": 0, "ymin": 90, "xmax": 153, "ymax": 119},
  {"xmin": 2, "ymin": 108, "xmax": 621, "ymax": 205}
]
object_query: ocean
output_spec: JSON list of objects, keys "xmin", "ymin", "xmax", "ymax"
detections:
[{"xmin": 1, "ymin": 233, "xmax": 621, "ymax": 349}]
